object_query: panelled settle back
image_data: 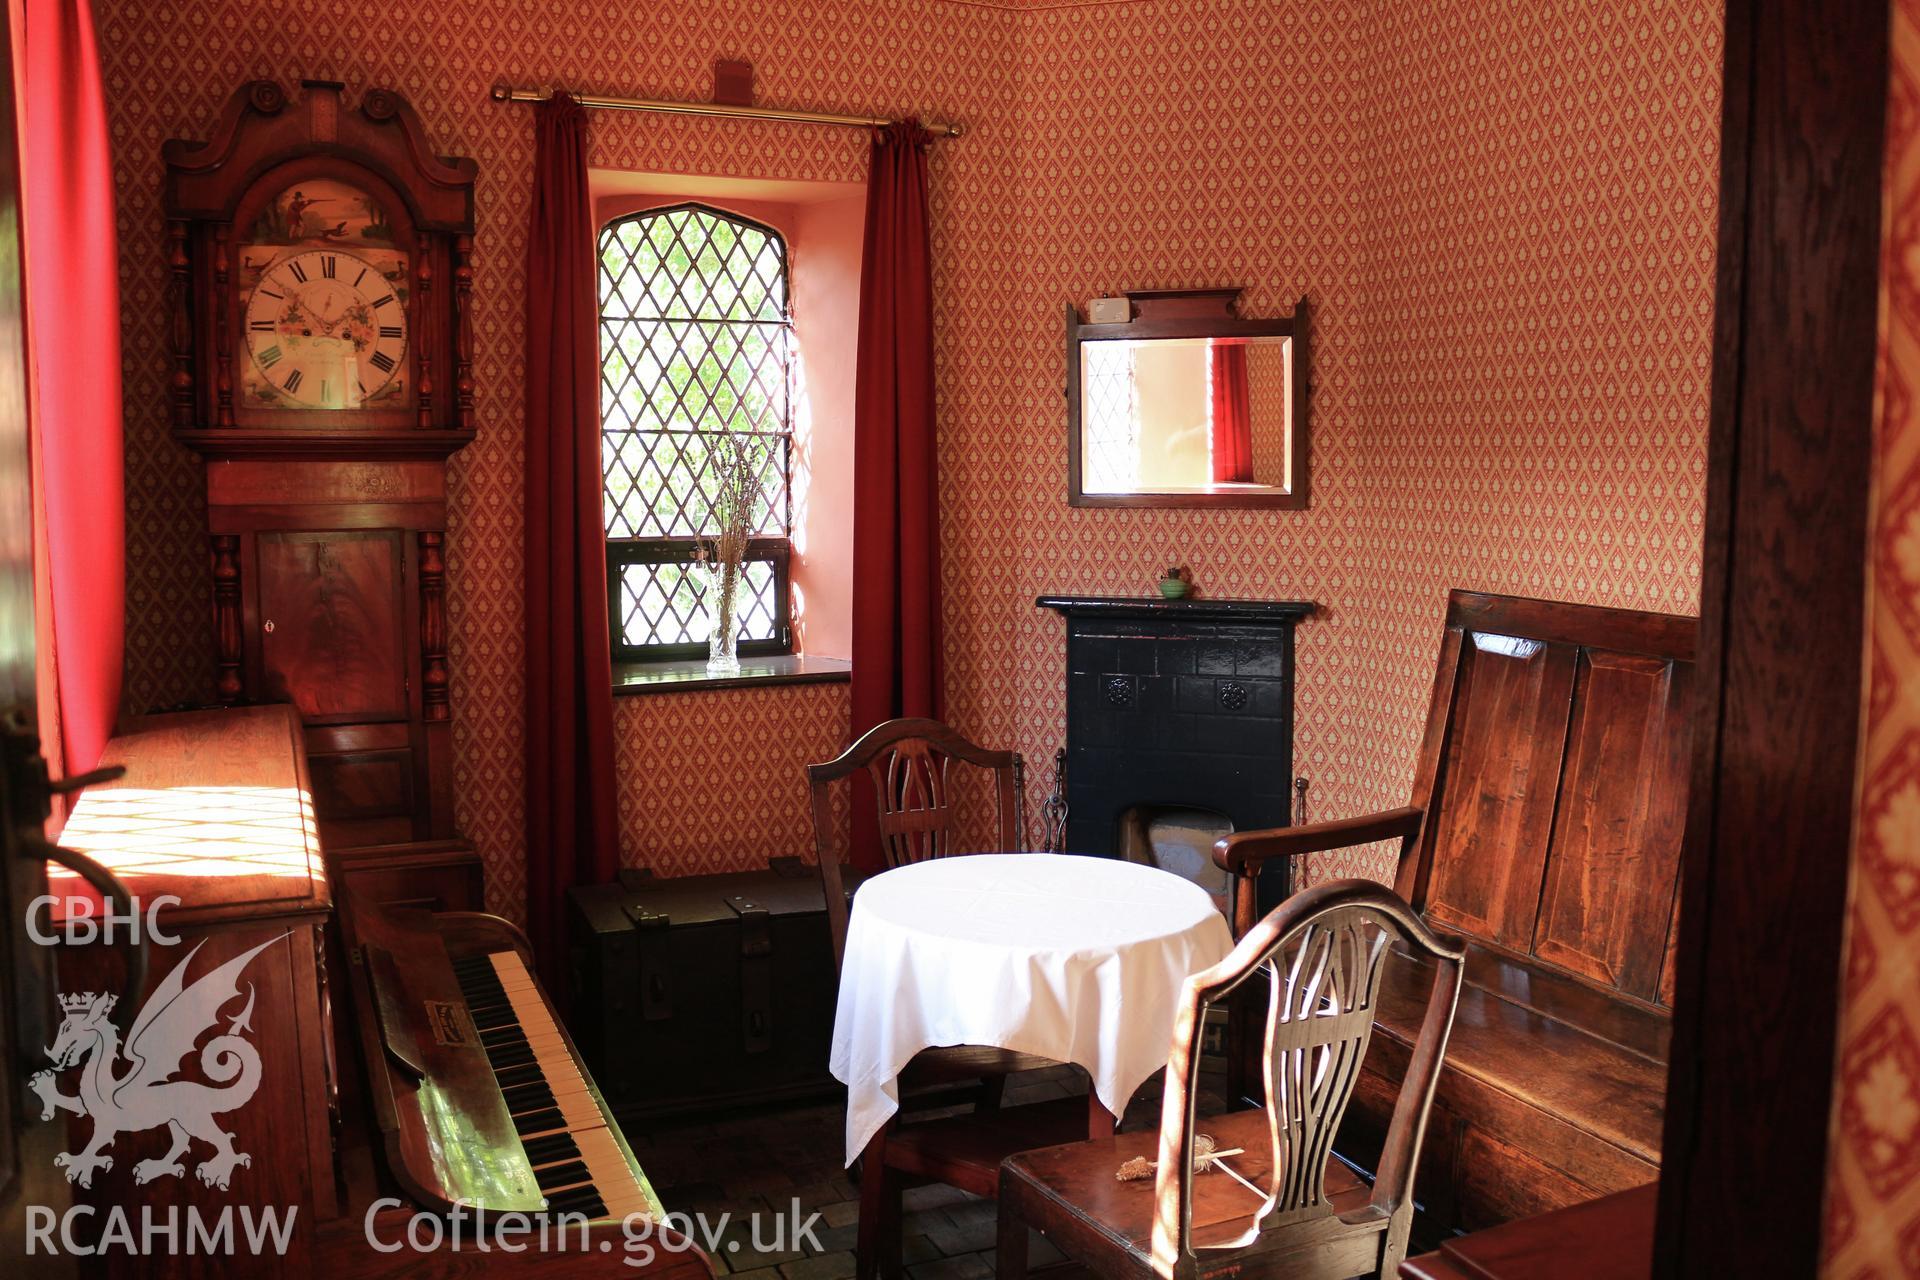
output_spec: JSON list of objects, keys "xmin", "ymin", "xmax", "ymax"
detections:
[{"xmin": 1397, "ymin": 593, "xmax": 1695, "ymax": 1007}]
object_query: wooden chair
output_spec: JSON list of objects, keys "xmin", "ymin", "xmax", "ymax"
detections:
[
  {"xmin": 808, "ymin": 715, "xmax": 1026, "ymax": 966},
  {"xmin": 808, "ymin": 717, "xmax": 1085, "ymax": 1280},
  {"xmin": 1215, "ymin": 590, "xmax": 1694, "ymax": 1233},
  {"xmin": 998, "ymin": 880, "xmax": 1466, "ymax": 1280}
]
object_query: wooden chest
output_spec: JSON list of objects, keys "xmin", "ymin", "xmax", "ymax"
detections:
[{"xmin": 568, "ymin": 861, "xmax": 847, "ymax": 1120}]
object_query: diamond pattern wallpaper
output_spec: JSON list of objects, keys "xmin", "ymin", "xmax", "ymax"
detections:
[
  {"xmin": 1006, "ymin": 0, "xmax": 1718, "ymax": 885},
  {"xmin": 93, "ymin": 0, "xmax": 1716, "ymax": 923},
  {"xmin": 1823, "ymin": 3, "xmax": 1920, "ymax": 1273}
]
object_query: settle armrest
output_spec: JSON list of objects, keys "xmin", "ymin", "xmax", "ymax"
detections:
[{"xmin": 1212, "ymin": 806, "xmax": 1425, "ymax": 875}]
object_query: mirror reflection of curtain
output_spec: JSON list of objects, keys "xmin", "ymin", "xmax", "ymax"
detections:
[
  {"xmin": 1083, "ymin": 342, "xmax": 1138, "ymax": 491},
  {"xmin": 1209, "ymin": 340, "xmax": 1252, "ymax": 483}
]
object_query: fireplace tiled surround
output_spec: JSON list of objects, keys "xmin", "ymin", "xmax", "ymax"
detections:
[{"xmin": 1038, "ymin": 596, "xmax": 1313, "ymax": 911}]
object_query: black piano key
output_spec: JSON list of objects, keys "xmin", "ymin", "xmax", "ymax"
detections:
[
  {"xmin": 503, "ymin": 1081, "xmax": 556, "ymax": 1113},
  {"xmin": 544, "ymin": 1187, "xmax": 606, "ymax": 1219},
  {"xmin": 494, "ymin": 1063, "xmax": 546, "ymax": 1089},
  {"xmin": 534, "ymin": 1160, "xmax": 591, "ymax": 1192},
  {"xmin": 523, "ymin": 1133, "xmax": 582, "ymax": 1166},
  {"xmin": 513, "ymin": 1106, "xmax": 565, "ymax": 1137},
  {"xmin": 449, "ymin": 950, "xmax": 625, "ymax": 1214},
  {"xmin": 487, "ymin": 1042, "xmax": 537, "ymax": 1070}
]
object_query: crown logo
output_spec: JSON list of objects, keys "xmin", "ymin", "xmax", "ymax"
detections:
[{"xmin": 59, "ymin": 992, "xmax": 112, "ymax": 1015}]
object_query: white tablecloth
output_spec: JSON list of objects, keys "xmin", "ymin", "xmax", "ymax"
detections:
[{"xmin": 828, "ymin": 853, "xmax": 1234, "ymax": 1165}]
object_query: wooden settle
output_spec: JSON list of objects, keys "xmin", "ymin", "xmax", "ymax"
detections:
[
  {"xmin": 1401, "ymin": 1184, "xmax": 1657, "ymax": 1280},
  {"xmin": 1215, "ymin": 590, "xmax": 1694, "ymax": 1234}
]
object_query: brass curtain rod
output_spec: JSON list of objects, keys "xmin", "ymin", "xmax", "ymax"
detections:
[{"xmin": 489, "ymin": 85, "xmax": 962, "ymax": 138}]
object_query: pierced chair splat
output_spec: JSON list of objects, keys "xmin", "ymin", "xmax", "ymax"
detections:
[
  {"xmin": 998, "ymin": 880, "xmax": 1466, "ymax": 1280},
  {"xmin": 808, "ymin": 716, "xmax": 1026, "ymax": 966}
]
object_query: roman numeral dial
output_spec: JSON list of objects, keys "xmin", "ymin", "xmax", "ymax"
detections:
[{"xmin": 243, "ymin": 247, "xmax": 408, "ymax": 410}]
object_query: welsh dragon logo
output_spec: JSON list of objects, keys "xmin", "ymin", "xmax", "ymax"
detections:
[{"xmin": 29, "ymin": 934, "xmax": 283, "ymax": 1191}]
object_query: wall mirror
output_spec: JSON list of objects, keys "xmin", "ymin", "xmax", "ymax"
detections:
[{"xmin": 1066, "ymin": 289, "xmax": 1308, "ymax": 508}]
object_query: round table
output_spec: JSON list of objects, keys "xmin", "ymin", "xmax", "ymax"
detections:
[{"xmin": 828, "ymin": 852, "xmax": 1235, "ymax": 1165}]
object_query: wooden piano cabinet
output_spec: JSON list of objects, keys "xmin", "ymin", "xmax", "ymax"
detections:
[
  {"xmin": 327, "ymin": 838, "xmax": 485, "ymax": 914},
  {"xmin": 320, "ymin": 892, "xmax": 715, "ymax": 1275},
  {"xmin": 50, "ymin": 706, "xmax": 338, "ymax": 1277}
]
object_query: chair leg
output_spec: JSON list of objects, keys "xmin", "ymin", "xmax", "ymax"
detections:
[
  {"xmin": 854, "ymin": 1127, "xmax": 902, "ymax": 1280},
  {"xmin": 996, "ymin": 1192, "xmax": 1030, "ymax": 1280},
  {"xmin": 1379, "ymin": 1206, "xmax": 1413, "ymax": 1279},
  {"xmin": 1087, "ymin": 1088, "xmax": 1117, "ymax": 1138}
]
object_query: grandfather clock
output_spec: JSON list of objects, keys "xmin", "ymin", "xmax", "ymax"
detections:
[{"xmin": 164, "ymin": 79, "xmax": 482, "ymax": 908}]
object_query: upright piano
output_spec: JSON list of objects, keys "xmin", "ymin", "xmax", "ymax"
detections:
[
  {"xmin": 325, "ymin": 887, "xmax": 711, "ymax": 1273},
  {"xmin": 53, "ymin": 705, "xmax": 708, "ymax": 1276}
]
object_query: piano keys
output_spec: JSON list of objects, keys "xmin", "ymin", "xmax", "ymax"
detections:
[
  {"xmin": 452, "ymin": 948, "xmax": 662, "ymax": 1224},
  {"xmin": 324, "ymin": 888, "xmax": 711, "ymax": 1274}
]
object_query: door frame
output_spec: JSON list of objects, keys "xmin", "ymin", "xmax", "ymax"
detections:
[{"xmin": 1655, "ymin": 0, "xmax": 1890, "ymax": 1272}]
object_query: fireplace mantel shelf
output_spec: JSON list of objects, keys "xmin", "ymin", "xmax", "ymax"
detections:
[{"xmin": 1036, "ymin": 594, "xmax": 1316, "ymax": 623}]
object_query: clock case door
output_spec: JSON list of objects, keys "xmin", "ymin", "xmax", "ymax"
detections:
[{"xmin": 210, "ymin": 464, "xmax": 455, "ymax": 852}]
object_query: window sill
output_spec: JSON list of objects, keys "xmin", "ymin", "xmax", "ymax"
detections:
[{"xmin": 611, "ymin": 654, "xmax": 852, "ymax": 697}]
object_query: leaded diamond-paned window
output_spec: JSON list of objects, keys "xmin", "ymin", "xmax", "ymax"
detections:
[{"xmin": 600, "ymin": 204, "xmax": 794, "ymax": 660}]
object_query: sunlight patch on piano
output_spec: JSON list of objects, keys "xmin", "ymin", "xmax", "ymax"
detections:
[{"xmin": 52, "ymin": 785, "xmax": 321, "ymax": 879}]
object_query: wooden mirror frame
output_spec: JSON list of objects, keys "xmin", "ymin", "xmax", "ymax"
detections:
[{"xmin": 1065, "ymin": 288, "xmax": 1308, "ymax": 509}]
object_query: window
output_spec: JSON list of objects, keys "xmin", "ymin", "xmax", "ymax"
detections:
[{"xmin": 599, "ymin": 203, "xmax": 794, "ymax": 661}]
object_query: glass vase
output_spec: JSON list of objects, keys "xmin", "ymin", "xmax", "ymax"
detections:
[{"xmin": 705, "ymin": 559, "xmax": 744, "ymax": 676}]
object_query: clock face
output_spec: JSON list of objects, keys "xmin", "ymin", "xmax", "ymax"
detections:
[{"xmin": 244, "ymin": 249, "xmax": 408, "ymax": 410}]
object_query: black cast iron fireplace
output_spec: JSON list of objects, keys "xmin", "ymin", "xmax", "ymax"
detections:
[{"xmin": 1037, "ymin": 594, "xmax": 1314, "ymax": 912}]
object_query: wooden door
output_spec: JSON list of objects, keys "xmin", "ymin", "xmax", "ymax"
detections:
[{"xmin": 0, "ymin": 26, "xmax": 78, "ymax": 1273}]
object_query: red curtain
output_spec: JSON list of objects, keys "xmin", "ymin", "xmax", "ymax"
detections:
[
  {"xmin": 15, "ymin": 0, "xmax": 122, "ymax": 793},
  {"xmin": 524, "ymin": 94, "xmax": 618, "ymax": 983},
  {"xmin": 849, "ymin": 123, "xmax": 940, "ymax": 870},
  {"xmin": 1210, "ymin": 340, "xmax": 1252, "ymax": 483}
]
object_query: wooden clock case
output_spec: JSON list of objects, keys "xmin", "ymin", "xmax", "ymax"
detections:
[{"xmin": 164, "ymin": 79, "xmax": 483, "ymax": 911}]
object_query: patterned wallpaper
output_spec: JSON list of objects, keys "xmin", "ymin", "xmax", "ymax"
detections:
[
  {"xmin": 1009, "ymin": 0, "xmax": 1718, "ymax": 884},
  {"xmin": 93, "ymin": 0, "xmax": 1019, "ymax": 912},
  {"xmin": 1824, "ymin": 3, "xmax": 1920, "ymax": 1273},
  {"xmin": 94, "ymin": 0, "xmax": 1717, "ymax": 917}
]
